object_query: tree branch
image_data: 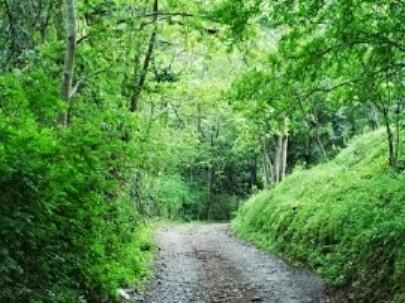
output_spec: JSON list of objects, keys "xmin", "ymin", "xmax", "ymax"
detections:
[
  {"xmin": 137, "ymin": 11, "xmax": 194, "ymax": 18},
  {"xmin": 131, "ymin": 0, "xmax": 159, "ymax": 112}
]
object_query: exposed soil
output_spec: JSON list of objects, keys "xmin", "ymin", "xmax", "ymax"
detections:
[{"xmin": 128, "ymin": 224, "xmax": 329, "ymax": 303}]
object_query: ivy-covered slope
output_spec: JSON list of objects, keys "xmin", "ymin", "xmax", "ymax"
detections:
[{"xmin": 233, "ymin": 129, "xmax": 405, "ymax": 303}]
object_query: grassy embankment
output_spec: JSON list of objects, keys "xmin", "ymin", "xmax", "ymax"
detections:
[{"xmin": 233, "ymin": 129, "xmax": 405, "ymax": 302}]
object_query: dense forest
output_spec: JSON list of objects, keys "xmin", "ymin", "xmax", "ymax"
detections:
[{"xmin": 0, "ymin": 0, "xmax": 403, "ymax": 303}]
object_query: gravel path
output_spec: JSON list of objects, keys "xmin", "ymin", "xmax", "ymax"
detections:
[{"xmin": 132, "ymin": 224, "xmax": 327, "ymax": 303}]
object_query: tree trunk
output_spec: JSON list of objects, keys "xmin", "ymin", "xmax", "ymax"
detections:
[
  {"xmin": 381, "ymin": 106, "xmax": 396, "ymax": 167},
  {"xmin": 60, "ymin": 0, "xmax": 76, "ymax": 126},
  {"xmin": 197, "ymin": 104, "xmax": 203, "ymax": 135},
  {"xmin": 262, "ymin": 138, "xmax": 273, "ymax": 186},
  {"xmin": 315, "ymin": 127, "xmax": 328, "ymax": 161},
  {"xmin": 206, "ymin": 128, "xmax": 216, "ymax": 219},
  {"xmin": 369, "ymin": 104, "xmax": 380, "ymax": 130},
  {"xmin": 274, "ymin": 134, "xmax": 283, "ymax": 183},
  {"xmin": 293, "ymin": 0, "xmax": 300, "ymax": 10},
  {"xmin": 262, "ymin": 152, "xmax": 269, "ymax": 186},
  {"xmin": 250, "ymin": 153, "xmax": 258, "ymax": 189},
  {"xmin": 280, "ymin": 117, "xmax": 289, "ymax": 181},
  {"xmin": 394, "ymin": 101, "xmax": 402, "ymax": 163},
  {"xmin": 281, "ymin": 133, "xmax": 289, "ymax": 181},
  {"xmin": 130, "ymin": 0, "xmax": 158, "ymax": 112},
  {"xmin": 206, "ymin": 164, "xmax": 213, "ymax": 219}
]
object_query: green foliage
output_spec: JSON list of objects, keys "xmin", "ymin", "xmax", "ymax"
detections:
[
  {"xmin": 233, "ymin": 130, "xmax": 405, "ymax": 302},
  {"xmin": 141, "ymin": 173, "xmax": 206, "ymax": 220},
  {"xmin": 0, "ymin": 1, "xmax": 257, "ymax": 299},
  {"xmin": 153, "ymin": 175, "xmax": 201, "ymax": 219},
  {"xmin": 1, "ymin": 0, "xmax": 403, "ymax": 301},
  {"xmin": 0, "ymin": 71, "xmax": 153, "ymax": 302},
  {"xmin": 209, "ymin": 0, "xmax": 261, "ymax": 43},
  {"xmin": 224, "ymin": 0, "xmax": 404, "ymax": 169}
]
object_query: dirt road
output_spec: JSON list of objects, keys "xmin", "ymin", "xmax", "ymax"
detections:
[{"xmin": 133, "ymin": 224, "xmax": 327, "ymax": 303}]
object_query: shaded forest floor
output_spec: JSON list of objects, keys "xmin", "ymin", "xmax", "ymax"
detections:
[{"xmin": 123, "ymin": 224, "xmax": 329, "ymax": 303}]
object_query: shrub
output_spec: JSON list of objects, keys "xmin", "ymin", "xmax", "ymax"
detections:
[{"xmin": 0, "ymin": 72, "xmax": 153, "ymax": 303}]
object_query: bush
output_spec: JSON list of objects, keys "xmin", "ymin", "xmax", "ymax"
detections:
[{"xmin": 0, "ymin": 72, "xmax": 153, "ymax": 303}]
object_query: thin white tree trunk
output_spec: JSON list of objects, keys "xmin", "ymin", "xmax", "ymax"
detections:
[
  {"xmin": 274, "ymin": 135, "xmax": 283, "ymax": 183},
  {"xmin": 262, "ymin": 138, "xmax": 273, "ymax": 186},
  {"xmin": 280, "ymin": 118, "xmax": 289, "ymax": 181},
  {"xmin": 281, "ymin": 134, "xmax": 288, "ymax": 180},
  {"xmin": 60, "ymin": 0, "xmax": 76, "ymax": 126}
]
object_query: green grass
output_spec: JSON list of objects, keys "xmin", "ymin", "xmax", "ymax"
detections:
[{"xmin": 233, "ymin": 129, "xmax": 405, "ymax": 303}]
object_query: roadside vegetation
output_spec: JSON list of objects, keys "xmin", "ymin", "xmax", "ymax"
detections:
[
  {"xmin": 234, "ymin": 130, "xmax": 405, "ymax": 303},
  {"xmin": 0, "ymin": 0, "xmax": 403, "ymax": 302}
]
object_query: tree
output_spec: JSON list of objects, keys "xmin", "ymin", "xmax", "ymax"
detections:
[{"xmin": 217, "ymin": 0, "xmax": 404, "ymax": 169}]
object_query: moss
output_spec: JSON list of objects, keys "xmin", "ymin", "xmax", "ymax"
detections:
[{"xmin": 233, "ymin": 129, "xmax": 405, "ymax": 302}]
